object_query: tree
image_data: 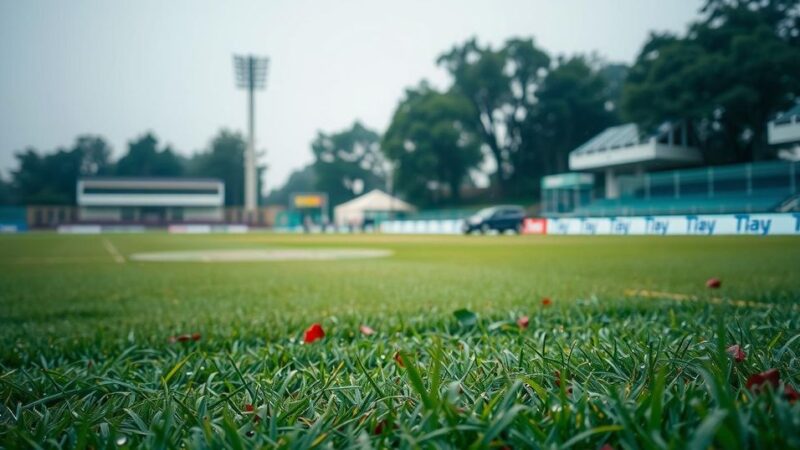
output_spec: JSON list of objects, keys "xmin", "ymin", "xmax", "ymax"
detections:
[
  {"xmin": 10, "ymin": 135, "xmax": 113, "ymax": 205},
  {"xmin": 310, "ymin": 122, "xmax": 386, "ymax": 208},
  {"xmin": 73, "ymin": 135, "xmax": 114, "ymax": 177},
  {"xmin": 382, "ymin": 84, "xmax": 482, "ymax": 205},
  {"xmin": 264, "ymin": 164, "xmax": 317, "ymax": 206},
  {"xmin": 437, "ymin": 38, "xmax": 550, "ymax": 193},
  {"xmin": 437, "ymin": 38, "xmax": 624, "ymax": 197},
  {"xmin": 0, "ymin": 175, "xmax": 14, "ymax": 205},
  {"xmin": 115, "ymin": 133, "xmax": 185, "ymax": 177},
  {"xmin": 516, "ymin": 56, "xmax": 619, "ymax": 193},
  {"xmin": 622, "ymin": 0, "xmax": 800, "ymax": 163},
  {"xmin": 187, "ymin": 130, "xmax": 264, "ymax": 206}
]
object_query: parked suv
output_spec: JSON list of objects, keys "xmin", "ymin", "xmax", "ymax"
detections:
[{"xmin": 463, "ymin": 205, "xmax": 526, "ymax": 234}]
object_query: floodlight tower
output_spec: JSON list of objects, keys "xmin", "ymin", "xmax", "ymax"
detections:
[{"xmin": 233, "ymin": 55, "xmax": 269, "ymax": 216}]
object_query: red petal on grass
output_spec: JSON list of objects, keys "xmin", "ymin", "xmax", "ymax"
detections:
[
  {"xmin": 517, "ymin": 316, "xmax": 529, "ymax": 329},
  {"xmin": 373, "ymin": 419, "xmax": 387, "ymax": 435},
  {"xmin": 359, "ymin": 325, "xmax": 375, "ymax": 336},
  {"xmin": 746, "ymin": 368, "xmax": 780, "ymax": 393},
  {"xmin": 600, "ymin": 445, "xmax": 615, "ymax": 450},
  {"xmin": 168, "ymin": 334, "xmax": 199, "ymax": 343},
  {"xmin": 553, "ymin": 370, "xmax": 574, "ymax": 394},
  {"xmin": 394, "ymin": 351, "xmax": 405, "ymax": 368},
  {"xmin": 726, "ymin": 344, "xmax": 746, "ymax": 363},
  {"xmin": 244, "ymin": 404, "xmax": 261, "ymax": 423},
  {"xmin": 705, "ymin": 278, "xmax": 721, "ymax": 289},
  {"xmin": 784, "ymin": 385, "xmax": 799, "ymax": 403},
  {"xmin": 541, "ymin": 297, "xmax": 552, "ymax": 307},
  {"xmin": 303, "ymin": 323, "xmax": 325, "ymax": 343}
]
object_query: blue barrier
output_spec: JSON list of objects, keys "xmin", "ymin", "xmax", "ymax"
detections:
[{"xmin": 0, "ymin": 207, "xmax": 27, "ymax": 232}]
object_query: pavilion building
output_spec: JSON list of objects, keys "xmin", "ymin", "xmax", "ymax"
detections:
[{"xmin": 76, "ymin": 177, "xmax": 225, "ymax": 224}]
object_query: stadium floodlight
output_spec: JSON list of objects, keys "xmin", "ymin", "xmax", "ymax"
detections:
[{"xmin": 233, "ymin": 55, "xmax": 269, "ymax": 215}]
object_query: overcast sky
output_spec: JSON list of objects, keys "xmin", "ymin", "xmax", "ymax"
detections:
[{"xmin": 0, "ymin": 0, "xmax": 701, "ymax": 191}]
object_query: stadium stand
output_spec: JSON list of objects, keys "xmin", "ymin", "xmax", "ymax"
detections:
[
  {"xmin": 542, "ymin": 116, "xmax": 800, "ymax": 218},
  {"xmin": 564, "ymin": 160, "xmax": 798, "ymax": 217},
  {"xmin": 568, "ymin": 121, "xmax": 701, "ymax": 199},
  {"xmin": 768, "ymin": 103, "xmax": 800, "ymax": 147}
]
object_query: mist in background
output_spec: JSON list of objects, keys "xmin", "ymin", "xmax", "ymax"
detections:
[{"xmin": 0, "ymin": 0, "xmax": 700, "ymax": 191}]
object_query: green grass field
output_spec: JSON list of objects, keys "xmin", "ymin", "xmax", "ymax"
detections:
[{"xmin": 1, "ymin": 233, "xmax": 799, "ymax": 448}]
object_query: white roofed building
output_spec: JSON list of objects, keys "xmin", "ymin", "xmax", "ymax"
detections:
[
  {"xmin": 769, "ymin": 104, "xmax": 800, "ymax": 160},
  {"xmin": 333, "ymin": 189, "xmax": 415, "ymax": 227},
  {"xmin": 569, "ymin": 122, "xmax": 701, "ymax": 198},
  {"xmin": 77, "ymin": 177, "xmax": 225, "ymax": 224}
]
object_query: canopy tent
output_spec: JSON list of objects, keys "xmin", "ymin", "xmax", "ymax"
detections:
[{"xmin": 333, "ymin": 189, "xmax": 415, "ymax": 227}]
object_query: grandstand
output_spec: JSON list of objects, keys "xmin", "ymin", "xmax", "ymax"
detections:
[
  {"xmin": 77, "ymin": 177, "xmax": 225, "ymax": 224},
  {"xmin": 566, "ymin": 160, "xmax": 798, "ymax": 217},
  {"xmin": 768, "ymin": 103, "xmax": 800, "ymax": 150},
  {"xmin": 568, "ymin": 121, "xmax": 701, "ymax": 199},
  {"xmin": 544, "ymin": 118, "xmax": 800, "ymax": 218}
]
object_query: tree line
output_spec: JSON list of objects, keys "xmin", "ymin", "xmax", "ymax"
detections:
[
  {"xmin": 3, "ymin": 0, "xmax": 798, "ymax": 209},
  {"xmin": 0, "ymin": 130, "xmax": 262, "ymax": 207},
  {"xmin": 272, "ymin": 0, "xmax": 800, "ymax": 208}
]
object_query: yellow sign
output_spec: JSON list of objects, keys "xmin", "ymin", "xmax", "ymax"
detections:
[{"xmin": 293, "ymin": 195, "xmax": 323, "ymax": 208}]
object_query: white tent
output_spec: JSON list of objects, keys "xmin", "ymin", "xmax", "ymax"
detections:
[{"xmin": 334, "ymin": 189, "xmax": 415, "ymax": 227}]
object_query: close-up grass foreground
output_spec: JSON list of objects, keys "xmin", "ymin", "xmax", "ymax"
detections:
[{"xmin": 1, "ymin": 233, "xmax": 799, "ymax": 449}]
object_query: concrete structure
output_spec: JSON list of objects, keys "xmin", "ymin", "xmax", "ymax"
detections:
[
  {"xmin": 77, "ymin": 177, "xmax": 225, "ymax": 224},
  {"xmin": 569, "ymin": 122, "xmax": 701, "ymax": 199},
  {"xmin": 769, "ymin": 103, "xmax": 800, "ymax": 160},
  {"xmin": 334, "ymin": 189, "xmax": 414, "ymax": 227},
  {"xmin": 540, "ymin": 172, "xmax": 595, "ymax": 215}
]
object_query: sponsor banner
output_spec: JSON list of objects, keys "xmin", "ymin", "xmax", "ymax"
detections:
[
  {"xmin": 58, "ymin": 225, "xmax": 102, "ymax": 234},
  {"xmin": 168, "ymin": 224, "xmax": 212, "ymax": 234},
  {"xmin": 103, "ymin": 226, "xmax": 147, "ymax": 233},
  {"xmin": 522, "ymin": 218, "xmax": 547, "ymax": 235},
  {"xmin": 291, "ymin": 192, "xmax": 326, "ymax": 209},
  {"xmin": 58, "ymin": 225, "xmax": 147, "ymax": 234},
  {"xmin": 169, "ymin": 224, "xmax": 250, "ymax": 234},
  {"xmin": 546, "ymin": 213, "xmax": 800, "ymax": 236},
  {"xmin": 222, "ymin": 224, "xmax": 249, "ymax": 234},
  {"xmin": 381, "ymin": 219, "xmax": 462, "ymax": 234},
  {"xmin": 0, "ymin": 224, "xmax": 25, "ymax": 233}
]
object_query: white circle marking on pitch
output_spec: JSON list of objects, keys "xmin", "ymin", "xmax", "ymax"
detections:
[{"xmin": 129, "ymin": 248, "xmax": 393, "ymax": 262}]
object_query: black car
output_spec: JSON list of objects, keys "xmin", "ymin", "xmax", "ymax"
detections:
[{"xmin": 463, "ymin": 205, "xmax": 526, "ymax": 234}]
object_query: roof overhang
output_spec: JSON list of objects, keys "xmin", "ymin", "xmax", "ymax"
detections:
[
  {"xmin": 768, "ymin": 119, "xmax": 800, "ymax": 145},
  {"xmin": 77, "ymin": 178, "xmax": 225, "ymax": 207},
  {"xmin": 569, "ymin": 141, "xmax": 701, "ymax": 172},
  {"xmin": 541, "ymin": 172, "xmax": 595, "ymax": 190},
  {"xmin": 78, "ymin": 195, "xmax": 223, "ymax": 207}
]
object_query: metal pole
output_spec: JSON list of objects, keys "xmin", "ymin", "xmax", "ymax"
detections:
[
  {"xmin": 234, "ymin": 54, "xmax": 267, "ymax": 216},
  {"xmin": 245, "ymin": 57, "xmax": 257, "ymax": 215}
]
